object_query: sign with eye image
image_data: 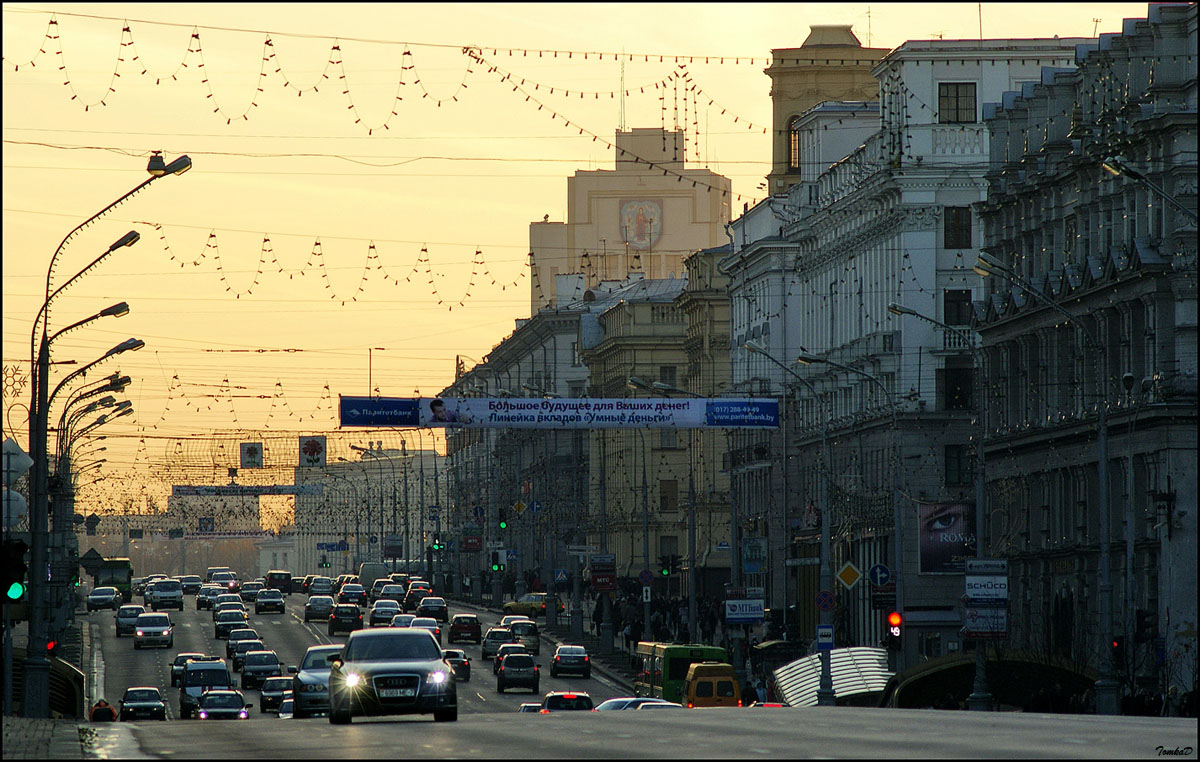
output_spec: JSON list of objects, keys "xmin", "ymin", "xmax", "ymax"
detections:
[{"xmin": 917, "ymin": 501, "xmax": 976, "ymax": 574}]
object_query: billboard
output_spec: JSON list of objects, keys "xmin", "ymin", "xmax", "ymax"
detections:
[
  {"xmin": 339, "ymin": 396, "xmax": 780, "ymax": 429},
  {"xmin": 917, "ymin": 501, "xmax": 976, "ymax": 574}
]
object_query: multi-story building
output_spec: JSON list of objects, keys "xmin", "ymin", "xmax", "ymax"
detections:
[
  {"xmin": 975, "ymin": 2, "xmax": 1197, "ymax": 693},
  {"xmin": 726, "ymin": 33, "xmax": 1086, "ymax": 665}
]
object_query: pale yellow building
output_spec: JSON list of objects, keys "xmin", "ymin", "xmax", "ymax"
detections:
[
  {"xmin": 530, "ymin": 128, "xmax": 731, "ymax": 313},
  {"xmin": 765, "ymin": 25, "xmax": 889, "ymax": 195}
]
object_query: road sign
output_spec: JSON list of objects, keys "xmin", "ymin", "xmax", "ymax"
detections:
[
  {"xmin": 590, "ymin": 553, "xmax": 615, "ymax": 566},
  {"xmin": 486, "ymin": 541, "xmax": 504, "ymax": 550},
  {"xmin": 2, "ymin": 488, "xmax": 26, "ymax": 529},
  {"xmin": 816, "ymin": 590, "xmax": 835, "ymax": 611},
  {"xmin": 638, "ymin": 568, "xmax": 654, "ymax": 586},
  {"xmin": 965, "ymin": 559, "xmax": 1008, "ymax": 575},
  {"xmin": 962, "ymin": 607, "xmax": 1008, "ymax": 638},
  {"xmin": 554, "ymin": 568, "xmax": 568, "ymax": 583},
  {"xmin": 836, "ymin": 561, "xmax": 862, "ymax": 590},
  {"xmin": 785, "ymin": 557, "xmax": 819, "ymax": 567},
  {"xmin": 591, "ymin": 573, "xmax": 615, "ymax": 591},
  {"xmin": 642, "ymin": 586, "xmax": 652, "ymax": 603},
  {"xmin": 513, "ymin": 501, "xmax": 527, "ymax": 514},
  {"xmin": 746, "ymin": 587, "xmax": 765, "ymax": 600},
  {"xmin": 474, "ymin": 505, "xmax": 485, "ymax": 521},
  {"xmin": 2, "ymin": 438, "xmax": 34, "ymax": 487},
  {"xmin": 964, "ymin": 576, "xmax": 1009, "ymax": 601},
  {"xmin": 816, "ymin": 624, "xmax": 834, "ymax": 651},
  {"xmin": 868, "ymin": 564, "xmax": 891, "ymax": 587},
  {"xmin": 531, "ymin": 501, "xmax": 542, "ymax": 514},
  {"xmin": 715, "ymin": 541, "xmax": 730, "ymax": 551},
  {"xmin": 566, "ymin": 545, "xmax": 597, "ymax": 555},
  {"xmin": 871, "ymin": 590, "xmax": 897, "ymax": 610}
]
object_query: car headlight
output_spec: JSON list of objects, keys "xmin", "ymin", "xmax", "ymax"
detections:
[
  {"xmin": 136, "ymin": 631, "xmax": 143, "ymax": 636},
  {"xmin": 428, "ymin": 671, "xmax": 448, "ymax": 685},
  {"xmin": 239, "ymin": 710, "xmax": 248, "ymax": 718},
  {"xmin": 198, "ymin": 711, "xmax": 208, "ymax": 719},
  {"xmin": 345, "ymin": 673, "xmax": 361, "ymax": 689}
]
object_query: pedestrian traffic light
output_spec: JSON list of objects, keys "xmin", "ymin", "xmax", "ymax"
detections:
[
  {"xmin": 884, "ymin": 611, "xmax": 903, "ymax": 650},
  {"xmin": 1, "ymin": 539, "xmax": 29, "ymax": 602},
  {"xmin": 432, "ymin": 536, "xmax": 444, "ymax": 551},
  {"xmin": 490, "ymin": 551, "xmax": 505, "ymax": 572},
  {"xmin": 1112, "ymin": 635, "xmax": 1126, "ymax": 670}
]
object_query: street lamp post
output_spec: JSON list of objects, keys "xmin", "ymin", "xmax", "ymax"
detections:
[
  {"xmin": 744, "ymin": 340, "xmax": 836, "ymax": 707},
  {"xmin": 1101, "ymin": 156, "xmax": 1199, "ymax": 223},
  {"xmin": 626, "ymin": 379, "xmax": 654, "ymax": 644},
  {"xmin": 796, "ymin": 350, "xmax": 903, "ymax": 672},
  {"xmin": 974, "ymin": 252, "xmax": 1119, "ymax": 715},
  {"xmin": 888, "ymin": 302, "xmax": 992, "ymax": 710}
]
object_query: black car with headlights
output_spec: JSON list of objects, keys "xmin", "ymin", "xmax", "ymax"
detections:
[
  {"xmin": 415, "ymin": 596, "xmax": 449, "ymax": 623},
  {"xmin": 328, "ymin": 603, "xmax": 363, "ymax": 635},
  {"xmin": 230, "ymin": 639, "xmax": 265, "ymax": 672},
  {"xmin": 328, "ymin": 628, "xmax": 457, "ymax": 724},
  {"xmin": 240, "ymin": 649, "xmax": 283, "ymax": 690},
  {"xmin": 119, "ymin": 686, "xmax": 167, "ymax": 721},
  {"xmin": 214, "ymin": 609, "xmax": 249, "ymax": 639},
  {"xmin": 441, "ymin": 648, "xmax": 470, "ymax": 682},
  {"xmin": 195, "ymin": 689, "xmax": 251, "ymax": 720},
  {"xmin": 259, "ymin": 676, "xmax": 293, "ymax": 713}
]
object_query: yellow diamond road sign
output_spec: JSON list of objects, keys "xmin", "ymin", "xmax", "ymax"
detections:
[
  {"xmin": 513, "ymin": 501, "xmax": 527, "ymax": 514},
  {"xmin": 837, "ymin": 561, "xmax": 862, "ymax": 590}
]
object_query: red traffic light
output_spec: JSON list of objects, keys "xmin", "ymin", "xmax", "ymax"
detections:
[
  {"xmin": 46, "ymin": 640, "xmax": 58, "ymax": 652},
  {"xmin": 887, "ymin": 611, "xmax": 902, "ymax": 627}
]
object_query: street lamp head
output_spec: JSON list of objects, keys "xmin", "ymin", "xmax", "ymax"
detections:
[
  {"xmin": 163, "ymin": 155, "xmax": 192, "ymax": 176},
  {"xmin": 627, "ymin": 376, "xmax": 650, "ymax": 390},
  {"xmin": 100, "ymin": 302, "xmax": 131, "ymax": 318},
  {"xmin": 887, "ymin": 302, "xmax": 919, "ymax": 317},
  {"xmin": 743, "ymin": 339, "xmax": 765, "ymax": 355},
  {"xmin": 105, "ymin": 338, "xmax": 145, "ymax": 357},
  {"xmin": 108, "ymin": 231, "xmax": 140, "ymax": 251},
  {"xmin": 796, "ymin": 351, "xmax": 823, "ymax": 366},
  {"xmin": 95, "ymin": 395, "xmax": 117, "ymax": 409},
  {"xmin": 972, "ymin": 263, "xmax": 993, "ymax": 277},
  {"xmin": 1101, "ymin": 156, "xmax": 1125, "ymax": 177},
  {"xmin": 147, "ymin": 153, "xmax": 166, "ymax": 177},
  {"xmin": 106, "ymin": 375, "xmax": 132, "ymax": 393}
]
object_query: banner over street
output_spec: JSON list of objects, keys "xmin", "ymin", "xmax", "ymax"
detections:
[{"xmin": 339, "ymin": 396, "xmax": 779, "ymax": 429}]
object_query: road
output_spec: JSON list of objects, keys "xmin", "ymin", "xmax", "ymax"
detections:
[{"xmin": 90, "ymin": 589, "xmax": 625, "ymax": 722}]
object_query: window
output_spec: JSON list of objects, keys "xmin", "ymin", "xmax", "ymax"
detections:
[
  {"xmin": 944, "ymin": 207, "xmax": 972, "ymax": 248},
  {"xmin": 787, "ymin": 116, "xmax": 802, "ymax": 171},
  {"xmin": 658, "ymin": 366, "xmax": 677, "ymax": 387},
  {"xmin": 945, "ymin": 445, "xmax": 972, "ymax": 487},
  {"xmin": 659, "ymin": 481, "xmax": 679, "ymax": 513},
  {"xmin": 659, "ymin": 429, "xmax": 678, "ymax": 449},
  {"xmin": 938, "ymin": 83, "xmax": 977, "ymax": 124},
  {"xmin": 940, "ymin": 365, "xmax": 973, "ymax": 410},
  {"xmin": 943, "ymin": 290, "xmax": 973, "ymax": 326},
  {"xmin": 571, "ymin": 341, "xmax": 582, "ymax": 366}
]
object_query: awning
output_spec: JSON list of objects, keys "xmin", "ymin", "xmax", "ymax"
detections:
[{"xmin": 771, "ymin": 647, "xmax": 892, "ymax": 708}]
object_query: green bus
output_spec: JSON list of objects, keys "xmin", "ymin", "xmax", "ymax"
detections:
[
  {"xmin": 633, "ymin": 642, "xmax": 731, "ymax": 704},
  {"xmin": 97, "ymin": 557, "xmax": 134, "ymax": 603}
]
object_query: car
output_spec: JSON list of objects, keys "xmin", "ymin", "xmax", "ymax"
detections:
[
  {"xmin": 211, "ymin": 571, "xmax": 239, "ymax": 594},
  {"xmin": 254, "ymin": 589, "xmax": 286, "ymax": 614},
  {"xmin": 517, "ymin": 702, "xmax": 542, "ymax": 713},
  {"xmin": 205, "ymin": 567, "xmax": 232, "ymax": 583},
  {"xmin": 241, "ymin": 649, "xmax": 283, "ymax": 690},
  {"xmin": 265, "ymin": 569, "xmax": 293, "ymax": 595},
  {"xmin": 119, "ymin": 686, "xmax": 167, "ymax": 721},
  {"xmin": 636, "ymin": 701, "xmax": 683, "ymax": 709},
  {"xmin": 550, "ymin": 645, "xmax": 590, "ymax": 678},
  {"xmin": 212, "ymin": 593, "xmax": 243, "ymax": 616},
  {"xmin": 131, "ymin": 577, "xmax": 147, "ymax": 597},
  {"xmin": 171, "ymin": 652, "xmax": 208, "ymax": 687},
  {"xmin": 410, "ymin": 617, "xmax": 442, "ymax": 645},
  {"xmin": 496, "ymin": 653, "xmax": 539, "ymax": 694},
  {"xmin": 259, "ymin": 676, "xmax": 293, "ymax": 713},
  {"xmin": 224, "ymin": 628, "xmax": 262, "ymax": 659},
  {"xmin": 500, "ymin": 614, "xmax": 533, "ymax": 629},
  {"xmin": 196, "ymin": 586, "xmax": 222, "ymax": 610},
  {"xmin": 415, "ymin": 596, "xmax": 448, "ymax": 622},
  {"xmin": 179, "ymin": 657, "xmax": 235, "ymax": 719},
  {"xmin": 593, "ymin": 697, "xmax": 674, "ymax": 711},
  {"xmin": 746, "ymin": 701, "xmax": 790, "ymax": 708},
  {"xmin": 304, "ymin": 595, "xmax": 335, "ymax": 622},
  {"xmin": 481, "ymin": 627, "xmax": 515, "ymax": 660},
  {"xmin": 214, "ymin": 609, "xmax": 249, "ymax": 639},
  {"xmin": 114, "ymin": 604, "xmax": 146, "ymax": 637},
  {"xmin": 87, "ymin": 586, "xmax": 122, "ymax": 612},
  {"xmin": 291, "ymin": 575, "xmax": 306, "ymax": 593},
  {"xmin": 510, "ymin": 619, "xmax": 541, "ymax": 655},
  {"xmin": 368, "ymin": 600, "xmax": 401, "ymax": 627},
  {"xmin": 133, "ymin": 612, "xmax": 173, "ymax": 649},
  {"xmin": 337, "ymin": 583, "xmax": 368, "ymax": 607},
  {"xmin": 368, "ymin": 578, "xmax": 390, "ymax": 604},
  {"xmin": 238, "ymin": 581, "xmax": 265, "ymax": 603},
  {"xmin": 302, "ymin": 574, "xmax": 317, "ymax": 594},
  {"xmin": 277, "ymin": 697, "xmax": 295, "ymax": 719},
  {"xmin": 448, "ymin": 613, "xmax": 482, "ymax": 644},
  {"xmin": 149, "ymin": 578, "xmax": 184, "ymax": 611},
  {"xmin": 493, "ymin": 643, "xmax": 528, "ymax": 675},
  {"xmin": 195, "ymin": 689, "xmax": 252, "ymax": 720},
  {"xmin": 308, "ymin": 577, "xmax": 335, "ymax": 597},
  {"xmin": 292, "ymin": 643, "xmax": 343, "ymax": 719},
  {"xmin": 327, "ymin": 628, "xmax": 457, "ymax": 724},
  {"xmin": 441, "ymin": 648, "xmax": 470, "ymax": 682},
  {"xmin": 178, "ymin": 575, "xmax": 203, "ymax": 595},
  {"xmin": 389, "ymin": 613, "xmax": 416, "ymax": 628},
  {"xmin": 503, "ymin": 592, "xmax": 564, "ymax": 619},
  {"xmin": 376, "ymin": 584, "xmax": 406, "ymax": 606},
  {"xmin": 231, "ymin": 639, "xmax": 266, "ymax": 672},
  {"xmin": 539, "ymin": 691, "xmax": 593, "ymax": 712},
  {"xmin": 212, "ymin": 601, "xmax": 247, "ymax": 621},
  {"xmin": 328, "ymin": 603, "xmax": 363, "ymax": 635},
  {"xmin": 402, "ymin": 587, "xmax": 431, "ymax": 613}
]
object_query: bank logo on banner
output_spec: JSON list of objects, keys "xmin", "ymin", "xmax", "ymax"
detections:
[
  {"xmin": 299, "ymin": 436, "xmax": 326, "ymax": 468},
  {"xmin": 240, "ymin": 442, "xmax": 263, "ymax": 469}
]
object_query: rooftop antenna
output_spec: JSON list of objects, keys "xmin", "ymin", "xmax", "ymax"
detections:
[
  {"xmin": 866, "ymin": 6, "xmax": 872, "ymax": 47},
  {"xmin": 1092, "ymin": 17, "xmax": 1101, "ymax": 36},
  {"xmin": 619, "ymin": 48, "xmax": 626, "ymax": 132}
]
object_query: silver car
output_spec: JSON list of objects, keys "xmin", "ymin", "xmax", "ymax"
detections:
[
  {"xmin": 87, "ymin": 586, "xmax": 122, "ymax": 612},
  {"xmin": 291, "ymin": 643, "xmax": 342, "ymax": 718},
  {"xmin": 115, "ymin": 604, "xmax": 146, "ymax": 637}
]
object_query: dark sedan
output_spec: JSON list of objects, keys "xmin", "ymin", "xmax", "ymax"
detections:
[
  {"xmin": 328, "ymin": 604, "xmax": 363, "ymax": 636},
  {"xmin": 196, "ymin": 689, "xmax": 251, "ymax": 720},
  {"xmin": 119, "ymin": 686, "xmax": 167, "ymax": 721},
  {"xmin": 415, "ymin": 597, "xmax": 449, "ymax": 623},
  {"xmin": 328, "ymin": 628, "xmax": 457, "ymax": 723},
  {"xmin": 241, "ymin": 650, "xmax": 283, "ymax": 690},
  {"xmin": 442, "ymin": 648, "xmax": 470, "ymax": 682},
  {"xmin": 214, "ymin": 610, "xmax": 249, "ymax": 639},
  {"xmin": 337, "ymin": 584, "xmax": 369, "ymax": 607},
  {"xmin": 259, "ymin": 676, "xmax": 293, "ymax": 713}
]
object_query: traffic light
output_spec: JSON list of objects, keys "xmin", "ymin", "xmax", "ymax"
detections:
[
  {"xmin": 1, "ymin": 539, "xmax": 30, "ymax": 603},
  {"xmin": 431, "ymin": 536, "xmax": 444, "ymax": 551},
  {"xmin": 884, "ymin": 611, "xmax": 903, "ymax": 650},
  {"xmin": 1112, "ymin": 635, "xmax": 1126, "ymax": 670},
  {"xmin": 659, "ymin": 554, "xmax": 671, "ymax": 576},
  {"xmin": 670, "ymin": 554, "xmax": 682, "ymax": 574},
  {"xmin": 491, "ymin": 551, "xmax": 505, "ymax": 573},
  {"xmin": 46, "ymin": 639, "xmax": 59, "ymax": 658},
  {"xmin": 498, "ymin": 506, "xmax": 508, "ymax": 531},
  {"xmin": 319, "ymin": 554, "xmax": 330, "ymax": 569}
]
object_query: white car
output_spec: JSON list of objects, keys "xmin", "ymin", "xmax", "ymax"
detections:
[
  {"xmin": 148, "ymin": 579, "xmax": 184, "ymax": 611},
  {"xmin": 133, "ymin": 612, "xmax": 174, "ymax": 649}
]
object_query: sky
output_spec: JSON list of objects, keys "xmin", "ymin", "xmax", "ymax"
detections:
[{"xmin": 2, "ymin": 2, "xmax": 1152, "ymax": 519}]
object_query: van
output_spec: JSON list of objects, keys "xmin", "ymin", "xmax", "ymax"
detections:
[
  {"xmin": 682, "ymin": 662, "xmax": 741, "ymax": 709},
  {"xmin": 206, "ymin": 567, "xmax": 232, "ymax": 583},
  {"xmin": 148, "ymin": 579, "xmax": 184, "ymax": 611},
  {"xmin": 509, "ymin": 619, "xmax": 541, "ymax": 655},
  {"xmin": 357, "ymin": 562, "xmax": 389, "ymax": 594},
  {"xmin": 265, "ymin": 570, "xmax": 292, "ymax": 595},
  {"xmin": 179, "ymin": 657, "xmax": 235, "ymax": 719}
]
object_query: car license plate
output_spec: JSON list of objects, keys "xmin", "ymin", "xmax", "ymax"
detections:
[{"xmin": 379, "ymin": 688, "xmax": 415, "ymax": 698}]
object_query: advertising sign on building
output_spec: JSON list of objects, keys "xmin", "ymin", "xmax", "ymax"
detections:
[
  {"xmin": 724, "ymin": 598, "xmax": 765, "ymax": 624},
  {"xmin": 460, "ymin": 535, "xmax": 482, "ymax": 551},
  {"xmin": 299, "ymin": 436, "xmax": 326, "ymax": 468},
  {"xmin": 240, "ymin": 442, "xmax": 264, "ymax": 469},
  {"xmin": 742, "ymin": 536, "xmax": 767, "ymax": 574},
  {"xmin": 917, "ymin": 501, "xmax": 976, "ymax": 574}
]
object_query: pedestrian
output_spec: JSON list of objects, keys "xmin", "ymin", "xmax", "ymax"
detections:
[
  {"xmin": 1162, "ymin": 685, "xmax": 1183, "ymax": 717},
  {"xmin": 756, "ymin": 680, "xmax": 767, "ymax": 704},
  {"xmin": 90, "ymin": 699, "xmax": 117, "ymax": 722}
]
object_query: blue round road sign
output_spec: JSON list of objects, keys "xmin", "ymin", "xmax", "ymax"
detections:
[
  {"xmin": 638, "ymin": 569, "xmax": 654, "ymax": 585},
  {"xmin": 816, "ymin": 590, "xmax": 835, "ymax": 611},
  {"xmin": 868, "ymin": 564, "xmax": 891, "ymax": 587}
]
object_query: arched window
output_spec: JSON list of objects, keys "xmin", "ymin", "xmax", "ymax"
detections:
[{"xmin": 787, "ymin": 116, "xmax": 802, "ymax": 172}]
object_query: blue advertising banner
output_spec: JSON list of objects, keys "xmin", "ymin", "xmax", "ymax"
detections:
[{"xmin": 338, "ymin": 396, "xmax": 779, "ymax": 429}]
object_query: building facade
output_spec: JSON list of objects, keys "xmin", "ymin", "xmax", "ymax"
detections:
[{"xmin": 975, "ymin": 2, "xmax": 1197, "ymax": 693}]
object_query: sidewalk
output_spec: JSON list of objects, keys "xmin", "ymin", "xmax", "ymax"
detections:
[
  {"xmin": 1, "ymin": 717, "xmax": 86, "ymax": 759},
  {"xmin": 447, "ymin": 595, "xmax": 639, "ymax": 693}
]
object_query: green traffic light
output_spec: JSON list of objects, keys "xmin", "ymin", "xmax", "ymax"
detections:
[
  {"xmin": 5, "ymin": 581, "xmax": 26, "ymax": 600},
  {"xmin": 499, "ymin": 520, "xmax": 507, "ymax": 529},
  {"xmin": 661, "ymin": 568, "xmax": 669, "ymax": 576}
]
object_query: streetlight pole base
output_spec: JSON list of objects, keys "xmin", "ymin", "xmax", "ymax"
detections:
[
  {"xmin": 816, "ymin": 688, "xmax": 837, "ymax": 707},
  {"xmin": 1094, "ymin": 677, "xmax": 1121, "ymax": 715}
]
